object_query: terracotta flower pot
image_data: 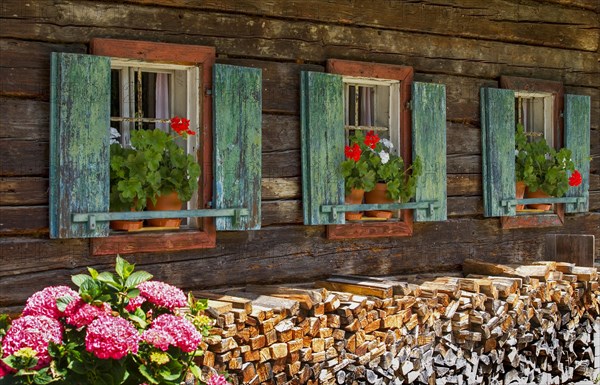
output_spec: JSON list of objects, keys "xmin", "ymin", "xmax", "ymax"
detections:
[
  {"xmin": 345, "ymin": 188, "xmax": 365, "ymax": 221},
  {"xmin": 364, "ymin": 183, "xmax": 395, "ymax": 219},
  {"xmin": 525, "ymin": 188, "xmax": 552, "ymax": 211},
  {"xmin": 147, "ymin": 191, "xmax": 183, "ymax": 227},
  {"xmin": 515, "ymin": 181, "xmax": 526, "ymax": 211},
  {"xmin": 110, "ymin": 218, "xmax": 143, "ymax": 231},
  {"xmin": 110, "ymin": 202, "xmax": 143, "ymax": 231}
]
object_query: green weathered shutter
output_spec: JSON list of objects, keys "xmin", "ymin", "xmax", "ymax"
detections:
[
  {"xmin": 412, "ymin": 82, "xmax": 447, "ymax": 221},
  {"xmin": 50, "ymin": 53, "xmax": 111, "ymax": 238},
  {"xmin": 300, "ymin": 71, "xmax": 345, "ymax": 225},
  {"xmin": 481, "ymin": 87, "xmax": 516, "ymax": 217},
  {"xmin": 213, "ymin": 64, "xmax": 262, "ymax": 230},
  {"xmin": 564, "ymin": 94, "xmax": 591, "ymax": 213}
]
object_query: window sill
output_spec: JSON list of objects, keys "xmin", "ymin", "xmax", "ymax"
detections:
[
  {"xmin": 501, "ymin": 205, "xmax": 564, "ymax": 229},
  {"xmin": 327, "ymin": 212, "xmax": 413, "ymax": 239},
  {"xmin": 91, "ymin": 220, "xmax": 216, "ymax": 255}
]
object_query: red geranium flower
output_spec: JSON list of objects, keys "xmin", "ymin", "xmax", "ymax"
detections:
[
  {"xmin": 344, "ymin": 143, "xmax": 361, "ymax": 162},
  {"xmin": 569, "ymin": 170, "xmax": 582, "ymax": 187},
  {"xmin": 170, "ymin": 116, "xmax": 194, "ymax": 136},
  {"xmin": 364, "ymin": 130, "xmax": 380, "ymax": 149}
]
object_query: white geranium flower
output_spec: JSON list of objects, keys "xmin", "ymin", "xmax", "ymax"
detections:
[
  {"xmin": 110, "ymin": 127, "xmax": 121, "ymax": 145},
  {"xmin": 545, "ymin": 153, "xmax": 551, "ymax": 160},
  {"xmin": 515, "ymin": 149, "xmax": 519, "ymax": 156},
  {"xmin": 379, "ymin": 151, "xmax": 390, "ymax": 164},
  {"xmin": 380, "ymin": 138, "xmax": 394, "ymax": 150}
]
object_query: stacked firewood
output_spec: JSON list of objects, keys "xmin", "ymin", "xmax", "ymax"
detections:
[{"xmin": 196, "ymin": 259, "xmax": 599, "ymax": 385}]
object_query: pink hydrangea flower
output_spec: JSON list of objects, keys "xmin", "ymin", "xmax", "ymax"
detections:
[
  {"xmin": 142, "ymin": 314, "xmax": 201, "ymax": 353},
  {"xmin": 64, "ymin": 299, "xmax": 111, "ymax": 328},
  {"xmin": 207, "ymin": 374, "xmax": 231, "ymax": 385},
  {"xmin": 137, "ymin": 281, "xmax": 187, "ymax": 311},
  {"xmin": 85, "ymin": 315, "xmax": 140, "ymax": 360},
  {"xmin": 22, "ymin": 286, "xmax": 78, "ymax": 319},
  {"xmin": 125, "ymin": 295, "xmax": 146, "ymax": 312},
  {"xmin": 2, "ymin": 315, "xmax": 63, "ymax": 369},
  {"xmin": 141, "ymin": 328, "xmax": 176, "ymax": 351}
]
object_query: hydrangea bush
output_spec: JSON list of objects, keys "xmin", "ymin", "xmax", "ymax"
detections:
[{"xmin": 0, "ymin": 257, "xmax": 230, "ymax": 385}]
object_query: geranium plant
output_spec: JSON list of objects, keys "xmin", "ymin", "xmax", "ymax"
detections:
[
  {"xmin": 515, "ymin": 123, "xmax": 581, "ymax": 197},
  {"xmin": 110, "ymin": 117, "xmax": 201, "ymax": 212},
  {"xmin": 341, "ymin": 130, "xmax": 422, "ymax": 202},
  {"xmin": 0, "ymin": 257, "xmax": 229, "ymax": 385}
]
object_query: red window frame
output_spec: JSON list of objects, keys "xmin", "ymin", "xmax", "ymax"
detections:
[
  {"xmin": 90, "ymin": 38, "xmax": 216, "ymax": 255},
  {"xmin": 325, "ymin": 59, "xmax": 416, "ymax": 239}
]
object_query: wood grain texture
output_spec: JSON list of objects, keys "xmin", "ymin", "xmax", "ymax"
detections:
[
  {"xmin": 213, "ymin": 64, "xmax": 262, "ymax": 230},
  {"xmin": 300, "ymin": 71, "xmax": 345, "ymax": 225},
  {"xmin": 1, "ymin": 2, "xmax": 597, "ymax": 89},
  {"xmin": 412, "ymin": 82, "xmax": 447, "ymax": 221},
  {"xmin": 564, "ymin": 94, "xmax": 591, "ymax": 213},
  {"xmin": 0, "ymin": 177, "xmax": 47, "ymax": 205},
  {"xmin": 0, "ymin": 98, "xmax": 50, "ymax": 140},
  {"xmin": 0, "ymin": 140, "xmax": 48, "ymax": 177},
  {"xmin": 480, "ymin": 88, "xmax": 515, "ymax": 217},
  {"xmin": 49, "ymin": 53, "xmax": 111, "ymax": 238},
  {"xmin": 546, "ymin": 234, "xmax": 596, "ymax": 268},
  {"xmin": 95, "ymin": 0, "xmax": 600, "ymax": 51},
  {"xmin": 2, "ymin": 215, "xmax": 598, "ymax": 308}
]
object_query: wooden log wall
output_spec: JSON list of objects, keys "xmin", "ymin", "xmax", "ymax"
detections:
[
  {"xmin": 195, "ymin": 260, "xmax": 600, "ymax": 384},
  {"xmin": 0, "ymin": 0, "xmax": 599, "ymax": 311}
]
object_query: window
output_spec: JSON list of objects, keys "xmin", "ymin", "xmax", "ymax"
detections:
[
  {"xmin": 109, "ymin": 60, "xmax": 201, "ymax": 225},
  {"xmin": 300, "ymin": 59, "xmax": 447, "ymax": 240},
  {"xmin": 480, "ymin": 76, "xmax": 590, "ymax": 229},
  {"xmin": 49, "ymin": 39, "xmax": 262, "ymax": 254}
]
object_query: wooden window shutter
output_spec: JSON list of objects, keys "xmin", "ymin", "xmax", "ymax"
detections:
[
  {"xmin": 213, "ymin": 64, "xmax": 262, "ymax": 230},
  {"xmin": 481, "ymin": 87, "xmax": 516, "ymax": 217},
  {"xmin": 564, "ymin": 94, "xmax": 591, "ymax": 213},
  {"xmin": 50, "ymin": 53, "xmax": 111, "ymax": 238},
  {"xmin": 300, "ymin": 71, "xmax": 345, "ymax": 225},
  {"xmin": 411, "ymin": 82, "xmax": 447, "ymax": 221}
]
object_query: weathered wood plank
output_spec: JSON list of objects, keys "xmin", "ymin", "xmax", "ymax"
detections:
[
  {"xmin": 49, "ymin": 53, "xmax": 110, "ymax": 238},
  {"xmin": 263, "ymin": 151, "xmax": 301, "ymax": 178},
  {"xmin": 219, "ymin": 58, "xmax": 323, "ymax": 115},
  {"xmin": 3, "ymin": 213, "xmax": 599, "ymax": 308},
  {"xmin": 0, "ymin": 39, "xmax": 86, "ymax": 99},
  {"xmin": 0, "ymin": 206, "xmax": 48, "ymax": 234},
  {"xmin": 107, "ymin": 0, "xmax": 600, "ymax": 51},
  {"xmin": 1, "ymin": 2, "xmax": 597, "ymax": 89},
  {"xmin": 262, "ymin": 178, "xmax": 301, "ymax": 200},
  {"xmin": 480, "ymin": 88, "xmax": 515, "ymax": 217},
  {"xmin": 262, "ymin": 114, "xmax": 300, "ymax": 152},
  {"xmin": 564, "ymin": 94, "xmax": 591, "ymax": 213},
  {"xmin": 0, "ymin": 140, "xmax": 48, "ymax": 176},
  {"xmin": 0, "ymin": 98, "xmax": 49, "ymax": 140},
  {"xmin": 0, "ymin": 237, "xmax": 90, "ymax": 277},
  {"xmin": 412, "ymin": 82, "xmax": 447, "ymax": 221},
  {"xmin": 300, "ymin": 71, "xmax": 344, "ymax": 225},
  {"xmin": 545, "ymin": 234, "xmax": 595, "ymax": 267},
  {"xmin": 213, "ymin": 63, "xmax": 262, "ymax": 230},
  {"xmin": 0, "ymin": 177, "xmax": 47, "ymax": 205}
]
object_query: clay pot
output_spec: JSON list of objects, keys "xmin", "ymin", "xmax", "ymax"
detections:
[
  {"xmin": 110, "ymin": 202, "xmax": 143, "ymax": 231},
  {"xmin": 515, "ymin": 181, "xmax": 526, "ymax": 211},
  {"xmin": 110, "ymin": 218, "xmax": 143, "ymax": 231},
  {"xmin": 364, "ymin": 183, "xmax": 395, "ymax": 219},
  {"xmin": 345, "ymin": 188, "xmax": 365, "ymax": 221},
  {"xmin": 146, "ymin": 191, "xmax": 183, "ymax": 227},
  {"xmin": 525, "ymin": 188, "xmax": 552, "ymax": 211}
]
